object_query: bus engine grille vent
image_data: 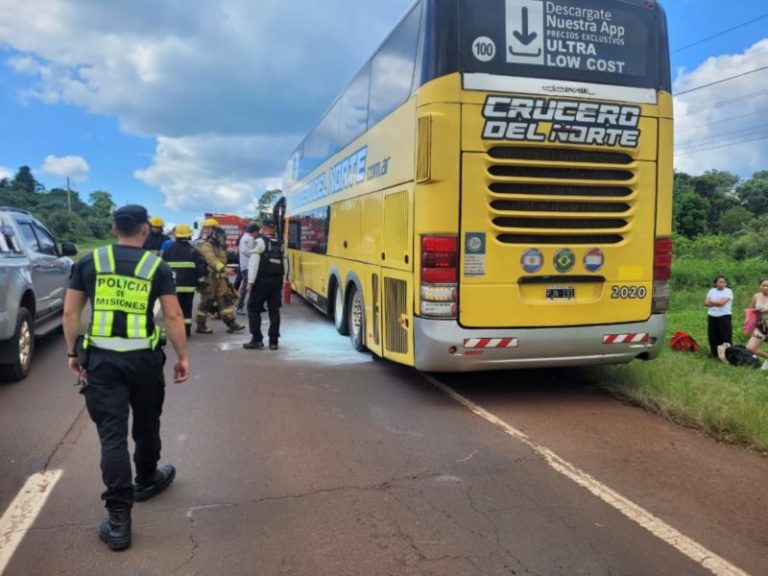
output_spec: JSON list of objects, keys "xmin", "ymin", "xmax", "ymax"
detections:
[
  {"xmin": 487, "ymin": 146, "xmax": 637, "ymax": 245},
  {"xmin": 384, "ymin": 278, "xmax": 409, "ymax": 354}
]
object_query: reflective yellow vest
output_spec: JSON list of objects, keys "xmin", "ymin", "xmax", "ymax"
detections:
[{"xmin": 85, "ymin": 245, "xmax": 162, "ymax": 352}]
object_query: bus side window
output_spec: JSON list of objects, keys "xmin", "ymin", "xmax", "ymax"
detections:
[
  {"xmin": 288, "ymin": 219, "xmax": 301, "ymax": 250},
  {"xmin": 340, "ymin": 64, "xmax": 371, "ymax": 146},
  {"xmin": 369, "ymin": 5, "xmax": 421, "ymax": 127}
]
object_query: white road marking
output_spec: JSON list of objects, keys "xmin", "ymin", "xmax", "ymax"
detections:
[
  {"xmin": 0, "ymin": 470, "xmax": 63, "ymax": 574},
  {"xmin": 423, "ymin": 375, "xmax": 750, "ymax": 576}
]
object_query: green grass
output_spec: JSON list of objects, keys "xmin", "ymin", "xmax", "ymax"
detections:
[
  {"xmin": 70, "ymin": 237, "xmax": 113, "ymax": 260},
  {"xmin": 593, "ymin": 258, "xmax": 768, "ymax": 452}
]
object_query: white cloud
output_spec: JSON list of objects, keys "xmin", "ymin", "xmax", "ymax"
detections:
[
  {"xmin": 0, "ymin": 0, "xmax": 412, "ymax": 211},
  {"xmin": 135, "ymin": 134, "xmax": 286, "ymax": 212},
  {"xmin": 41, "ymin": 155, "xmax": 90, "ymax": 182},
  {"xmin": 0, "ymin": 166, "xmax": 13, "ymax": 180},
  {"xmin": 674, "ymin": 39, "xmax": 768, "ymax": 177}
]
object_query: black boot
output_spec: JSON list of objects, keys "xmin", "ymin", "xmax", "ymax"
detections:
[
  {"xmin": 243, "ymin": 338, "xmax": 264, "ymax": 350},
  {"xmin": 225, "ymin": 319, "xmax": 245, "ymax": 333},
  {"xmin": 99, "ymin": 508, "xmax": 131, "ymax": 551},
  {"xmin": 134, "ymin": 464, "xmax": 176, "ymax": 502}
]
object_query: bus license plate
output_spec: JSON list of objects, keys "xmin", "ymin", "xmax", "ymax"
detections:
[{"xmin": 546, "ymin": 286, "xmax": 575, "ymax": 300}]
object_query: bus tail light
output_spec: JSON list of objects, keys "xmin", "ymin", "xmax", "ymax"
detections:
[
  {"xmin": 421, "ymin": 235, "xmax": 458, "ymax": 318},
  {"xmin": 653, "ymin": 237, "xmax": 672, "ymax": 313}
]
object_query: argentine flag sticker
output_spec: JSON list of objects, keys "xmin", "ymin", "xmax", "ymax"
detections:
[{"xmin": 521, "ymin": 248, "xmax": 543, "ymax": 273}]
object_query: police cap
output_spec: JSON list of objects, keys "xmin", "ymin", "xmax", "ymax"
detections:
[
  {"xmin": 245, "ymin": 223, "xmax": 260, "ymax": 233},
  {"xmin": 114, "ymin": 205, "xmax": 149, "ymax": 225},
  {"xmin": 261, "ymin": 218, "xmax": 277, "ymax": 228}
]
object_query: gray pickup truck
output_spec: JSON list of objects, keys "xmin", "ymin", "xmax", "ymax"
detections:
[{"xmin": 0, "ymin": 207, "xmax": 78, "ymax": 380}]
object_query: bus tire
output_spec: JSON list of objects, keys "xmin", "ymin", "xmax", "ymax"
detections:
[
  {"xmin": 333, "ymin": 283, "xmax": 349, "ymax": 336},
  {"xmin": 348, "ymin": 286, "xmax": 365, "ymax": 352}
]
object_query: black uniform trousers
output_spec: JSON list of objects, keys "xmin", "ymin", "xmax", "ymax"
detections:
[
  {"xmin": 707, "ymin": 314, "xmax": 732, "ymax": 358},
  {"xmin": 82, "ymin": 347, "xmax": 166, "ymax": 510},
  {"xmin": 177, "ymin": 292, "xmax": 195, "ymax": 333},
  {"xmin": 247, "ymin": 277, "xmax": 282, "ymax": 343}
]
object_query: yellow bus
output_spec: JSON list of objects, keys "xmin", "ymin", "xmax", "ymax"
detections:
[{"xmin": 283, "ymin": 0, "xmax": 672, "ymax": 371}]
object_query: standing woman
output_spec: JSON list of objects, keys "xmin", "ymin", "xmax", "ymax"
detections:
[
  {"xmin": 704, "ymin": 275, "xmax": 733, "ymax": 358},
  {"xmin": 746, "ymin": 278, "xmax": 768, "ymax": 367}
]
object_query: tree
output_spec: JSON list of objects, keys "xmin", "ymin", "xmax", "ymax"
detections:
[
  {"xmin": 673, "ymin": 185, "xmax": 710, "ymax": 238},
  {"xmin": 13, "ymin": 166, "xmax": 42, "ymax": 195},
  {"xmin": 729, "ymin": 214, "xmax": 768, "ymax": 260},
  {"xmin": 43, "ymin": 210, "xmax": 92, "ymax": 243},
  {"xmin": 691, "ymin": 170, "xmax": 740, "ymax": 232},
  {"xmin": 736, "ymin": 171, "xmax": 768, "ymax": 216},
  {"xmin": 717, "ymin": 206, "xmax": 752, "ymax": 235},
  {"xmin": 89, "ymin": 190, "xmax": 115, "ymax": 218},
  {"xmin": 0, "ymin": 187, "xmax": 36, "ymax": 211},
  {"xmin": 257, "ymin": 189, "xmax": 282, "ymax": 221},
  {"xmin": 38, "ymin": 188, "xmax": 88, "ymax": 216}
]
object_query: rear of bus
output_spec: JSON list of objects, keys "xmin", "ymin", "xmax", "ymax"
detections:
[{"xmin": 414, "ymin": 0, "xmax": 672, "ymax": 371}]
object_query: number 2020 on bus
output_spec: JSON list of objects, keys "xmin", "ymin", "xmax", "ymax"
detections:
[{"xmin": 611, "ymin": 286, "xmax": 648, "ymax": 300}]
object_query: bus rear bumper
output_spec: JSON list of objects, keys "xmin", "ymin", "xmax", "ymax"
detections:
[{"xmin": 413, "ymin": 315, "xmax": 666, "ymax": 372}]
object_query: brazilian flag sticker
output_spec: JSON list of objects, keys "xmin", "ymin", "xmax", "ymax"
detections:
[{"xmin": 554, "ymin": 249, "xmax": 575, "ymax": 273}]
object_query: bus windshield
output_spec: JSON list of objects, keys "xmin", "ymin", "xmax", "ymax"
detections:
[{"xmin": 460, "ymin": 0, "xmax": 670, "ymax": 91}]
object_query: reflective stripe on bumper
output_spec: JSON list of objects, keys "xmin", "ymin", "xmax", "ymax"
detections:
[{"xmin": 414, "ymin": 315, "xmax": 666, "ymax": 372}]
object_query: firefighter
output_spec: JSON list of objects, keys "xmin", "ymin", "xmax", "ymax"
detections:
[
  {"xmin": 162, "ymin": 223, "xmax": 205, "ymax": 337},
  {"xmin": 143, "ymin": 216, "xmax": 170, "ymax": 254},
  {"xmin": 63, "ymin": 204, "xmax": 189, "ymax": 551},
  {"xmin": 243, "ymin": 219, "xmax": 284, "ymax": 350},
  {"xmin": 195, "ymin": 226, "xmax": 245, "ymax": 334}
]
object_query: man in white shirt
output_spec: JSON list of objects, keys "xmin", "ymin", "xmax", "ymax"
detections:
[
  {"xmin": 243, "ymin": 219, "xmax": 284, "ymax": 350},
  {"xmin": 705, "ymin": 275, "xmax": 734, "ymax": 358},
  {"xmin": 235, "ymin": 223, "xmax": 260, "ymax": 315}
]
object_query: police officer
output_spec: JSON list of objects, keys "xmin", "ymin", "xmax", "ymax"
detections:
[
  {"xmin": 63, "ymin": 204, "xmax": 190, "ymax": 551},
  {"xmin": 196, "ymin": 225, "xmax": 245, "ymax": 334},
  {"xmin": 162, "ymin": 223, "xmax": 206, "ymax": 337},
  {"xmin": 142, "ymin": 216, "xmax": 170, "ymax": 253},
  {"xmin": 243, "ymin": 218, "xmax": 284, "ymax": 350}
]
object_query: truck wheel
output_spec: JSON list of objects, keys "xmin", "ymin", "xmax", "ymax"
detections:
[
  {"xmin": 2, "ymin": 307, "xmax": 34, "ymax": 381},
  {"xmin": 347, "ymin": 286, "xmax": 365, "ymax": 352}
]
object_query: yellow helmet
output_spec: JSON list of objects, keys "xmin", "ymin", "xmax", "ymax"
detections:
[
  {"xmin": 149, "ymin": 216, "xmax": 165, "ymax": 227},
  {"xmin": 175, "ymin": 223, "xmax": 193, "ymax": 239},
  {"xmin": 203, "ymin": 217, "xmax": 220, "ymax": 228}
]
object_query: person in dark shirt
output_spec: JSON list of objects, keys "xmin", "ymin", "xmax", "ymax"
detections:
[
  {"xmin": 142, "ymin": 215, "xmax": 170, "ymax": 254},
  {"xmin": 63, "ymin": 204, "xmax": 189, "ymax": 551}
]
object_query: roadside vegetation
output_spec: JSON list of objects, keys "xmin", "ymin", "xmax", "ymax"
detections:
[
  {"xmin": 596, "ymin": 170, "xmax": 768, "ymax": 453},
  {"xmin": 0, "ymin": 165, "xmax": 117, "ymax": 249}
]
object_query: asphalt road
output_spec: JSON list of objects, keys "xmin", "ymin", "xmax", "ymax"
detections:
[{"xmin": 1, "ymin": 299, "xmax": 766, "ymax": 576}]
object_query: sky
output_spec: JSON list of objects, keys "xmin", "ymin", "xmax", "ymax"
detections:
[{"xmin": 0, "ymin": 0, "xmax": 767, "ymax": 226}]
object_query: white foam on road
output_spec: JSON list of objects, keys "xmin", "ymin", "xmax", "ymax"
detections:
[
  {"xmin": 0, "ymin": 470, "xmax": 62, "ymax": 575},
  {"xmin": 423, "ymin": 375, "xmax": 751, "ymax": 576}
]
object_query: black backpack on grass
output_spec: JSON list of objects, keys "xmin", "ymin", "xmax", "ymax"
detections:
[{"xmin": 724, "ymin": 345, "xmax": 762, "ymax": 369}]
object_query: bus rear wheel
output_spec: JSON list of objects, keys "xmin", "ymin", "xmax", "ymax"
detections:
[
  {"xmin": 348, "ymin": 286, "xmax": 365, "ymax": 352},
  {"xmin": 334, "ymin": 283, "xmax": 349, "ymax": 336}
]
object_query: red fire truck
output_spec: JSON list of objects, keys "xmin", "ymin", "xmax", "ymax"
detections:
[{"xmin": 194, "ymin": 213, "xmax": 251, "ymax": 266}]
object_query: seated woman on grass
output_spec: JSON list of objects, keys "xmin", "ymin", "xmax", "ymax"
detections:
[{"xmin": 746, "ymin": 278, "xmax": 768, "ymax": 369}]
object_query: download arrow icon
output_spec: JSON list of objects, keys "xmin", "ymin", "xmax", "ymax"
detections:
[{"xmin": 513, "ymin": 7, "xmax": 538, "ymax": 45}]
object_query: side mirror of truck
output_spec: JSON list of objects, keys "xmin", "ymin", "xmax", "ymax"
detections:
[{"xmin": 60, "ymin": 242, "xmax": 78, "ymax": 257}]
